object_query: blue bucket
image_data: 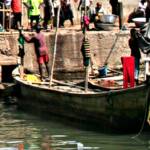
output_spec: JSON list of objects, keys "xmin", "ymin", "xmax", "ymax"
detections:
[{"xmin": 98, "ymin": 66, "xmax": 107, "ymax": 77}]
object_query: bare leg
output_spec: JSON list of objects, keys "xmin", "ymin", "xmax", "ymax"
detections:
[
  {"xmin": 19, "ymin": 65, "xmax": 24, "ymax": 79},
  {"xmin": 45, "ymin": 62, "xmax": 50, "ymax": 78},
  {"xmin": 39, "ymin": 63, "xmax": 44, "ymax": 80}
]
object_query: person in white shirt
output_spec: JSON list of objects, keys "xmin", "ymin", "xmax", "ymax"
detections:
[
  {"xmin": 94, "ymin": 2, "xmax": 106, "ymax": 15},
  {"xmin": 90, "ymin": 2, "xmax": 106, "ymax": 23}
]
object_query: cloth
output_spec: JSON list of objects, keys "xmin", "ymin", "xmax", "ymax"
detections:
[
  {"xmin": 94, "ymin": 6, "xmax": 106, "ymax": 15},
  {"xmin": 121, "ymin": 56, "xmax": 135, "ymax": 88},
  {"xmin": 44, "ymin": 0, "xmax": 54, "ymax": 16},
  {"xmin": 83, "ymin": 15, "xmax": 90, "ymax": 26},
  {"xmin": 4, "ymin": 0, "xmax": 12, "ymax": 8},
  {"xmin": 11, "ymin": 0, "xmax": 22, "ymax": 13},
  {"xmin": 24, "ymin": 0, "xmax": 43, "ymax": 16},
  {"xmin": 129, "ymin": 38, "xmax": 141, "ymax": 59},
  {"xmin": 38, "ymin": 54, "xmax": 49, "ymax": 64},
  {"xmin": 53, "ymin": 0, "xmax": 60, "ymax": 8},
  {"xmin": 80, "ymin": 0, "xmax": 92, "ymax": 7}
]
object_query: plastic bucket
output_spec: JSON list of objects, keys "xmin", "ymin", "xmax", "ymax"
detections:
[{"xmin": 98, "ymin": 66, "xmax": 107, "ymax": 77}]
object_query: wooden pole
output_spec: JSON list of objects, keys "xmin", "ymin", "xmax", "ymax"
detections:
[
  {"xmin": 21, "ymin": 0, "xmax": 23, "ymax": 27},
  {"xmin": 2, "ymin": 3, "xmax": 5, "ymax": 30},
  {"xmin": 49, "ymin": 3, "xmax": 61, "ymax": 86},
  {"xmin": 84, "ymin": 0, "xmax": 89, "ymax": 92},
  {"xmin": 85, "ymin": 66, "xmax": 89, "ymax": 92},
  {"xmin": 118, "ymin": 2, "xmax": 123, "ymax": 30}
]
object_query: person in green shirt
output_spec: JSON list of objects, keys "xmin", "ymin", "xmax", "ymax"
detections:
[{"xmin": 23, "ymin": 0, "xmax": 43, "ymax": 31}]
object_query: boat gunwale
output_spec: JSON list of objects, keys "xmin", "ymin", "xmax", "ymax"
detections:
[{"xmin": 12, "ymin": 68, "xmax": 147, "ymax": 97}]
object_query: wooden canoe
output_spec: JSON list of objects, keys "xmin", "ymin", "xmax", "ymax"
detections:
[{"xmin": 12, "ymin": 67, "xmax": 150, "ymax": 133}]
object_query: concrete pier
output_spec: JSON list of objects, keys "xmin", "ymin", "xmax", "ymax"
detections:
[{"xmin": 0, "ymin": 25, "xmax": 132, "ymax": 81}]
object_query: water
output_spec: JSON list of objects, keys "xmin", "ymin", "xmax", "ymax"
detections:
[{"xmin": 0, "ymin": 100, "xmax": 149, "ymax": 150}]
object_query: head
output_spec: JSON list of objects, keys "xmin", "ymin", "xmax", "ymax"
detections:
[
  {"xmin": 141, "ymin": 0, "xmax": 146, "ymax": 4},
  {"xmin": 35, "ymin": 25, "xmax": 41, "ymax": 33},
  {"xmin": 96, "ymin": 2, "xmax": 102, "ymax": 8}
]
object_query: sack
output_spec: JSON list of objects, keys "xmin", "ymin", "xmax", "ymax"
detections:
[{"xmin": 136, "ymin": 31, "xmax": 150, "ymax": 54}]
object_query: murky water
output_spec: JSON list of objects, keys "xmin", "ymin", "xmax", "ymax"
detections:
[{"xmin": 0, "ymin": 100, "xmax": 149, "ymax": 150}]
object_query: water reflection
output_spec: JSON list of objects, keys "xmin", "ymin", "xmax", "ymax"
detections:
[{"xmin": 0, "ymin": 101, "xmax": 149, "ymax": 150}]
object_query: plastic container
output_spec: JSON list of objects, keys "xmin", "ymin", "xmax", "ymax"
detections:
[
  {"xmin": 132, "ymin": 17, "xmax": 146, "ymax": 28},
  {"xmin": 98, "ymin": 66, "xmax": 107, "ymax": 77},
  {"xmin": 100, "ymin": 15, "xmax": 117, "ymax": 24}
]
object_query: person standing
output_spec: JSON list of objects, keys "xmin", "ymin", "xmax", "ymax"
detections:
[
  {"xmin": 109, "ymin": 0, "xmax": 119, "ymax": 15},
  {"xmin": 78, "ymin": 0, "xmax": 93, "ymax": 30},
  {"xmin": 53, "ymin": 0, "xmax": 60, "ymax": 27},
  {"xmin": 129, "ymin": 28, "xmax": 141, "ymax": 84},
  {"xmin": 78, "ymin": 0, "xmax": 92, "ymax": 12},
  {"xmin": 18, "ymin": 27, "xmax": 25, "ymax": 79},
  {"xmin": 4, "ymin": 0, "xmax": 12, "ymax": 31},
  {"xmin": 145, "ymin": 0, "xmax": 150, "ymax": 22},
  {"xmin": 61, "ymin": 0, "xmax": 74, "ymax": 26},
  {"xmin": 23, "ymin": 0, "xmax": 43, "ymax": 31},
  {"xmin": 11, "ymin": 0, "xmax": 22, "ymax": 29},
  {"xmin": 23, "ymin": 25, "xmax": 50, "ymax": 81},
  {"xmin": 43, "ymin": 0, "xmax": 54, "ymax": 30}
]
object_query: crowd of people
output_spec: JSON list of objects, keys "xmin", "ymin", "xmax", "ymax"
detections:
[
  {"xmin": 0, "ymin": 0, "xmax": 123, "ymax": 32},
  {"xmin": 0, "ymin": 0, "xmax": 75, "ymax": 31}
]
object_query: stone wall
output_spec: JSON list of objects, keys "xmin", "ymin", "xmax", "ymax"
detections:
[
  {"xmin": 22, "ymin": 30, "xmax": 131, "ymax": 74},
  {"xmin": 0, "ymin": 29, "xmax": 131, "ymax": 80}
]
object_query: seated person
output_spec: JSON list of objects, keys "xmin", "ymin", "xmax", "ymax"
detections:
[
  {"xmin": 91, "ymin": 2, "xmax": 106, "ymax": 22},
  {"xmin": 93, "ymin": 2, "xmax": 106, "ymax": 22},
  {"xmin": 95, "ymin": 2, "xmax": 106, "ymax": 15}
]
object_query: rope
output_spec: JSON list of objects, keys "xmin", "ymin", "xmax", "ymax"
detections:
[
  {"xmin": 49, "ymin": 3, "xmax": 61, "ymax": 86},
  {"xmin": 104, "ymin": 30, "xmax": 121, "ymax": 65}
]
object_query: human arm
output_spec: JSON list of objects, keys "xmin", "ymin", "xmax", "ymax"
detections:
[
  {"xmin": 23, "ymin": 0, "xmax": 33, "ymax": 9},
  {"xmin": 38, "ymin": 0, "xmax": 44, "ymax": 9},
  {"xmin": 22, "ymin": 33, "xmax": 35, "ymax": 43},
  {"xmin": 77, "ymin": 0, "xmax": 82, "ymax": 10}
]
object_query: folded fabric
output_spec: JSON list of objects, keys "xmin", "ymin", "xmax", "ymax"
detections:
[{"xmin": 121, "ymin": 56, "xmax": 135, "ymax": 88}]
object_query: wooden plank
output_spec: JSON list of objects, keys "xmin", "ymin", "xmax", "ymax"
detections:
[{"xmin": 0, "ymin": 9, "xmax": 11, "ymax": 12}]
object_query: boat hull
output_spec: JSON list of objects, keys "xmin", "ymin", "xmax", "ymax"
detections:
[{"xmin": 13, "ymin": 69, "xmax": 149, "ymax": 133}]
